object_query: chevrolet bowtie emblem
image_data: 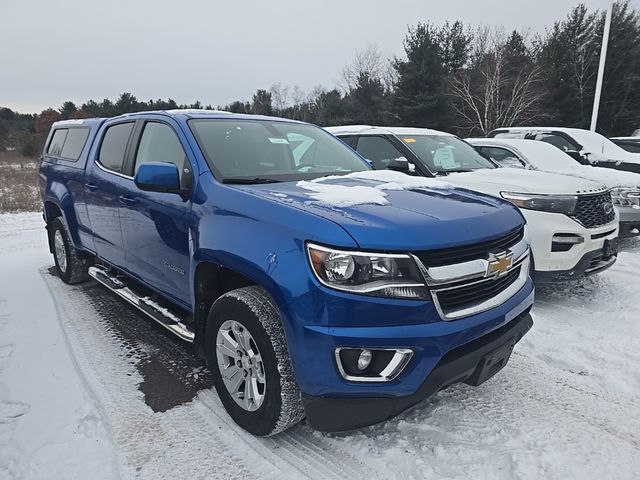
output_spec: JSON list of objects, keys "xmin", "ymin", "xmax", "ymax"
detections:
[{"xmin": 486, "ymin": 252, "xmax": 514, "ymax": 278}]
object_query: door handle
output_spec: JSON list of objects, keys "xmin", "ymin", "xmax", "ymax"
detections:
[
  {"xmin": 119, "ymin": 195, "xmax": 136, "ymax": 206},
  {"xmin": 84, "ymin": 183, "xmax": 98, "ymax": 192}
]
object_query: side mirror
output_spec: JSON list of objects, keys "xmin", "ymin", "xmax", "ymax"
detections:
[
  {"xmin": 134, "ymin": 162, "xmax": 181, "ymax": 193},
  {"xmin": 386, "ymin": 157, "xmax": 411, "ymax": 172}
]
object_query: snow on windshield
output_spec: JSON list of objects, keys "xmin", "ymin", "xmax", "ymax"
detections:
[{"xmin": 297, "ymin": 170, "xmax": 451, "ymax": 207}]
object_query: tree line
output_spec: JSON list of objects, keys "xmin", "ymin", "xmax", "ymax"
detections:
[{"xmin": 2, "ymin": 1, "xmax": 639, "ymax": 158}]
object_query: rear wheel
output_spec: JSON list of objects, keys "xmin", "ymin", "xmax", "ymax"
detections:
[
  {"xmin": 50, "ymin": 217, "xmax": 90, "ymax": 284},
  {"xmin": 205, "ymin": 286, "xmax": 304, "ymax": 436}
]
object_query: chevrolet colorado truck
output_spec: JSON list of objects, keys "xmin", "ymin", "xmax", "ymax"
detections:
[
  {"xmin": 326, "ymin": 126, "xmax": 619, "ymax": 282},
  {"xmin": 39, "ymin": 110, "xmax": 534, "ymax": 435}
]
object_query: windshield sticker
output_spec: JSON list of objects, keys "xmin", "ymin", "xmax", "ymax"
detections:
[
  {"xmin": 433, "ymin": 147, "xmax": 458, "ymax": 169},
  {"xmin": 402, "ymin": 137, "xmax": 416, "ymax": 143},
  {"xmin": 268, "ymin": 137, "xmax": 290, "ymax": 144}
]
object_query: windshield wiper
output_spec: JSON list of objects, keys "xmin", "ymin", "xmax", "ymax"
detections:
[
  {"xmin": 222, "ymin": 177, "xmax": 281, "ymax": 185},
  {"xmin": 435, "ymin": 169, "xmax": 474, "ymax": 174}
]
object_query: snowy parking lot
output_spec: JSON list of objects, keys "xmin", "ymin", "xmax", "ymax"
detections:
[{"xmin": 1, "ymin": 212, "xmax": 639, "ymax": 480}]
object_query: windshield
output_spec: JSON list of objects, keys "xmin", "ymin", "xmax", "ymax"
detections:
[
  {"xmin": 189, "ymin": 119, "xmax": 369, "ymax": 182},
  {"xmin": 399, "ymin": 135, "xmax": 495, "ymax": 174}
]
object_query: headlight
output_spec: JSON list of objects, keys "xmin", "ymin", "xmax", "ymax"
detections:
[
  {"xmin": 610, "ymin": 187, "xmax": 640, "ymax": 207},
  {"xmin": 306, "ymin": 243, "xmax": 428, "ymax": 299},
  {"xmin": 500, "ymin": 192, "xmax": 578, "ymax": 214}
]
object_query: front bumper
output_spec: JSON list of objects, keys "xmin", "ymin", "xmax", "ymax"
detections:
[
  {"xmin": 618, "ymin": 206, "xmax": 640, "ymax": 238},
  {"xmin": 522, "ymin": 209, "xmax": 618, "ymax": 273},
  {"xmin": 531, "ymin": 241, "xmax": 617, "ymax": 283},
  {"xmin": 303, "ymin": 309, "xmax": 533, "ymax": 432}
]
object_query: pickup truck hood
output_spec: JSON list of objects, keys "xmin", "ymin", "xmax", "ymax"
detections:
[
  {"xmin": 444, "ymin": 168, "xmax": 607, "ymax": 196},
  {"xmin": 236, "ymin": 171, "xmax": 524, "ymax": 251}
]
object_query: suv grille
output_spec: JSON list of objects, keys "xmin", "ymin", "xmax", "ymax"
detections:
[
  {"xmin": 435, "ymin": 266, "xmax": 522, "ymax": 315},
  {"xmin": 416, "ymin": 227, "xmax": 524, "ymax": 267},
  {"xmin": 573, "ymin": 192, "xmax": 615, "ymax": 228}
]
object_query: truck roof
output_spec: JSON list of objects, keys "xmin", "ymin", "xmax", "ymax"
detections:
[
  {"xmin": 325, "ymin": 125, "xmax": 454, "ymax": 137},
  {"xmin": 52, "ymin": 110, "xmax": 308, "ymax": 128}
]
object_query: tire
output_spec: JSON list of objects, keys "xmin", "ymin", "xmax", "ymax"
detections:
[
  {"xmin": 50, "ymin": 217, "xmax": 90, "ymax": 284},
  {"xmin": 205, "ymin": 286, "xmax": 304, "ymax": 436}
]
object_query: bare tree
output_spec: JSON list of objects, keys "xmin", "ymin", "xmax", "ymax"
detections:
[
  {"xmin": 340, "ymin": 45, "xmax": 391, "ymax": 92},
  {"xmin": 449, "ymin": 29, "xmax": 545, "ymax": 135},
  {"xmin": 269, "ymin": 82, "xmax": 291, "ymax": 112}
]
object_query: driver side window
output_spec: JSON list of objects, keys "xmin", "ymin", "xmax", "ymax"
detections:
[
  {"xmin": 135, "ymin": 122, "xmax": 190, "ymax": 189},
  {"xmin": 355, "ymin": 136, "xmax": 404, "ymax": 170},
  {"xmin": 537, "ymin": 134, "xmax": 579, "ymax": 152},
  {"xmin": 480, "ymin": 147, "xmax": 526, "ymax": 168}
]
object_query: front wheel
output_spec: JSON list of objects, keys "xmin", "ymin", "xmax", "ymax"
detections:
[
  {"xmin": 205, "ymin": 286, "xmax": 304, "ymax": 436},
  {"xmin": 50, "ymin": 217, "xmax": 90, "ymax": 284}
]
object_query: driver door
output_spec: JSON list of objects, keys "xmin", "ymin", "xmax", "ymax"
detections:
[{"xmin": 119, "ymin": 120, "xmax": 195, "ymax": 307}]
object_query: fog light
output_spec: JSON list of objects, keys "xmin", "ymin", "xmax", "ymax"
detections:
[
  {"xmin": 335, "ymin": 347, "xmax": 413, "ymax": 382},
  {"xmin": 357, "ymin": 349, "xmax": 373, "ymax": 370}
]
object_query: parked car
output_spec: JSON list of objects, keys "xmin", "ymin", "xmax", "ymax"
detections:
[
  {"xmin": 488, "ymin": 127, "xmax": 640, "ymax": 174},
  {"xmin": 610, "ymin": 137, "xmax": 640, "ymax": 154},
  {"xmin": 39, "ymin": 111, "xmax": 534, "ymax": 435},
  {"xmin": 326, "ymin": 126, "xmax": 619, "ymax": 283},
  {"xmin": 467, "ymin": 138, "xmax": 640, "ymax": 238}
]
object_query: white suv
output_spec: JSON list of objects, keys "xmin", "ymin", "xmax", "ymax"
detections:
[
  {"xmin": 326, "ymin": 126, "xmax": 619, "ymax": 282},
  {"xmin": 467, "ymin": 137, "xmax": 640, "ymax": 239}
]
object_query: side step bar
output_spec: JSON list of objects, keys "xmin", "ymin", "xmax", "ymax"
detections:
[{"xmin": 88, "ymin": 266, "xmax": 195, "ymax": 343}]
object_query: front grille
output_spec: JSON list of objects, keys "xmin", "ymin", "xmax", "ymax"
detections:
[
  {"xmin": 416, "ymin": 227, "xmax": 524, "ymax": 267},
  {"xmin": 434, "ymin": 266, "xmax": 522, "ymax": 314},
  {"xmin": 573, "ymin": 192, "xmax": 615, "ymax": 228}
]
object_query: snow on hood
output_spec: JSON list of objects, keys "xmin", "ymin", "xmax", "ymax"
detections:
[
  {"xmin": 445, "ymin": 168, "xmax": 607, "ymax": 196},
  {"xmin": 296, "ymin": 170, "xmax": 451, "ymax": 207}
]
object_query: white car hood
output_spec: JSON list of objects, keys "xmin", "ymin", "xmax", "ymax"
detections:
[
  {"xmin": 445, "ymin": 168, "xmax": 607, "ymax": 196},
  {"xmin": 540, "ymin": 165, "xmax": 640, "ymax": 190}
]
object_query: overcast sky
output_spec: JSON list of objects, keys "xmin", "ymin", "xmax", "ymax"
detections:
[{"xmin": 1, "ymin": 0, "xmax": 637, "ymax": 113}]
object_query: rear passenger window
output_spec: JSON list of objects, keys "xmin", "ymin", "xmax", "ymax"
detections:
[
  {"xmin": 47, "ymin": 129, "xmax": 68, "ymax": 157},
  {"xmin": 47, "ymin": 128, "xmax": 91, "ymax": 161},
  {"xmin": 134, "ymin": 122, "xmax": 189, "ymax": 188},
  {"xmin": 60, "ymin": 128, "xmax": 90, "ymax": 160},
  {"xmin": 98, "ymin": 123, "xmax": 134, "ymax": 174}
]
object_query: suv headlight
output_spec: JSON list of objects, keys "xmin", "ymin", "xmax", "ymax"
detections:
[
  {"xmin": 500, "ymin": 192, "xmax": 578, "ymax": 215},
  {"xmin": 306, "ymin": 243, "xmax": 428, "ymax": 299},
  {"xmin": 610, "ymin": 187, "xmax": 640, "ymax": 207}
]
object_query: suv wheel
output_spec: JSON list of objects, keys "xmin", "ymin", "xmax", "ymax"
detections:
[
  {"xmin": 50, "ymin": 217, "xmax": 90, "ymax": 284},
  {"xmin": 206, "ymin": 286, "xmax": 304, "ymax": 436}
]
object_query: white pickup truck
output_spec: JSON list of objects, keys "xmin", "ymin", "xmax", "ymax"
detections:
[{"xmin": 327, "ymin": 126, "xmax": 619, "ymax": 282}]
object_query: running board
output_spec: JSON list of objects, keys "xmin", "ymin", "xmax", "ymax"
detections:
[{"xmin": 88, "ymin": 266, "xmax": 195, "ymax": 343}]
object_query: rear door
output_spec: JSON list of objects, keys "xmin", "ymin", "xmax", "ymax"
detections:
[
  {"xmin": 84, "ymin": 121, "xmax": 136, "ymax": 269},
  {"xmin": 119, "ymin": 118, "xmax": 195, "ymax": 307}
]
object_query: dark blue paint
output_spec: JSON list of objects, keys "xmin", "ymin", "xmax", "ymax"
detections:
[
  {"xmin": 134, "ymin": 162, "xmax": 181, "ymax": 192},
  {"xmin": 40, "ymin": 110, "xmax": 534, "ymax": 400}
]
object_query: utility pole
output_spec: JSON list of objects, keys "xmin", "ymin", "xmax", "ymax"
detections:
[{"xmin": 590, "ymin": 0, "xmax": 614, "ymax": 132}]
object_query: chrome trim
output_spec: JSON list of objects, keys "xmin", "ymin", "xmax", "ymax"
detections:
[
  {"xmin": 88, "ymin": 266, "xmax": 194, "ymax": 342},
  {"xmin": 410, "ymin": 227, "xmax": 531, "ymax": 321},
  {"xmin": 95, "ymin": 159, "xmax": 134, "ymax": 180},
  {"xmin": 430, "ymin": 256, "xmax": 530, "ymax": 321},
  {"xmin": 412, "ymin": 233, "xmax": 530, "ymax": 287},
  {"xmin": 334, "ymin": 348, "xmax": 414, "ymax": 383}
]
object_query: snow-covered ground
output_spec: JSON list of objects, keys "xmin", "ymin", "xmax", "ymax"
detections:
[{"xmin": 1, "ymin": 212, "xmax": 639, "ymax": 480}]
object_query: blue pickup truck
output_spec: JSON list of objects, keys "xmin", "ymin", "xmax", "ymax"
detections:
[{"xmin": 39, "ymin": 110, "xmax": 534, "ymax": 435}]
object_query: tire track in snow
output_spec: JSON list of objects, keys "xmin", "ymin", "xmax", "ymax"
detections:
[
  {"xmin": 43, "ymin": 270, "xmax": 256, "ymax": 480},
  {"xmin": 44, "ymin": 270, "xmax": 380, "ymax": 479}
]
